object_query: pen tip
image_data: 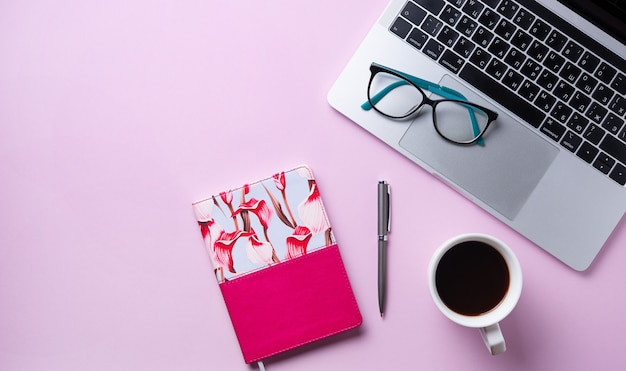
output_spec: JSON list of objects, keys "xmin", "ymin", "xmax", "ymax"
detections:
[{"xmin": 380, "ymin": 312, "xmax": 384, "ymax": 318}]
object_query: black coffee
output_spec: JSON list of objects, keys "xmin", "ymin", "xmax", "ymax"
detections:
[{"xmin": 435, "ymin": 241, "xmax": 509, "ymax": 316}]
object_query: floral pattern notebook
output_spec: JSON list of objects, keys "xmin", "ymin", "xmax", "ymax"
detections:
[{"xmin": 192, "ymin": 165, "xmax": 362, "ymax": 364}]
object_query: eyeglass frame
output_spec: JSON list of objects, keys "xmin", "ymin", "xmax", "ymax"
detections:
[{"xmin": 361, "ymin": 63, "xmax": 499, "ymax": 145}]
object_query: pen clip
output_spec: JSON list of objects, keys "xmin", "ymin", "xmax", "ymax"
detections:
[
  {"xmin": 379, "ymin": 181, "xmax": 391, "ymax": 236},
  {"xmin": 386, "ymin": 185, "xmax": 390, "ymax": 233}
]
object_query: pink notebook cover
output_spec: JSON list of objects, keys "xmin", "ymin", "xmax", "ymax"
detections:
[{"xmin": 192, "ymin": 165, "xmax": 362, "ymax": 363}]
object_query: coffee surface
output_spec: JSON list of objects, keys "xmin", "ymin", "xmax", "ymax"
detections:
[{"xmin": 435, "ymin": 241, "xmax": 509, "ymax": 316}]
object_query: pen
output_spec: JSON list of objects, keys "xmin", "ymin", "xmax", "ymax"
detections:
[{"xmin": 378, "ymin": 180, "xmax": 390, "ymax": 318}]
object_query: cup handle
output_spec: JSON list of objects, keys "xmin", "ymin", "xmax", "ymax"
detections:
[{"xmin": 479, "ymin": 323, "xmax": 506, "ymax": 355}]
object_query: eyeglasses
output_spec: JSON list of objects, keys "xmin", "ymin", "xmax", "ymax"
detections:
[{"xmin": 362, "ymin": 63, "xmax": 499, "ymax": 145}]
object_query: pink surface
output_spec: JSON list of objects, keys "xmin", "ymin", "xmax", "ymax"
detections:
[
  {"xmin": 220, "ymin": 244, "xmax": 361, "ymax": 363},
  {"xmin": 1, "ymin": 1, "xmax": 626, "ymax": 370}
]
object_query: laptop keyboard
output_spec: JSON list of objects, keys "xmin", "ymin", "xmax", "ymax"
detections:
[{"xmin": 389, "ymin": 0, "xmax": 626, "ymax": 185}]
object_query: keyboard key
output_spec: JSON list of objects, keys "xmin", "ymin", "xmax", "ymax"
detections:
[
  {"xmin": 602, "ymin": 113, "xmax": 624, "ymax": 135},
  {"xmin": 577, "ymin": 141, "xmax": 599, "ymax": 163},
  {"xmin": 423, "ymin": 38, "xmax": 445, "ymax": 60},
  {"xmin": 486, "ymin": 58, "xmax": 507, "ymax": 80},
  {"xmin": 497, "ymin": 0, "xmax": 520, "ymax": 19},
  {"xmin": 594, "ymin": 62, "xmax": 616, "ymax": 84},
  {"xmin": 611, "ymin": 73, "xmax": 626, "ymax": 95},
  {"xmin": 511, "ymin": 29, "xmax": 532, "ymax": 50},
  {"xmin": 441, "ymin": 5, "xmax": 462, "ymax": 26},
  {"xmin": 472, "ymin": 26, "xmax": 494, "ymax": 48},
  {"xmin": 494, "ymin": 18, "xmax": 516, "ymax": 40},
  {"xmin": 401, "ymin": 2, "xmax": 427, "ymax": 26},
  {"xmin": 553, "ymin": 80, "xmax": 575, "ymax": 102},
  {"xmin": 546, "ymin": 30, "xmax": 567, "ymax": 51},
  {"xmin": 502, "ymin": 69, "xmax": 524, "ymax": 90},
  {"xmin": 462, "ymin": 0, "xmax": 484, "ymax": 19},
  {"xmin": 512, "ymin": 8, "xmax": 535, "ymax": 29},
  {"xmin": 586, "ymin": 102, "xmax": 608, "ymax": 124},
  {"xmin": 456, "ymin": 15, "xmax": 478, "ymax": 36},
  {"xmin": 390, "ymin": 17, "xmax": 412, "ymax": 38},
  {"xmin": 567, "ymin": 112, "xmax": 589, "ymax": 134},
  {"xmin": 519, "ymin": 79, "xmax": 540, "ymax": 101},
  {"xmin": 537, "ymin": 70, "xmax": 559, "ymax": 91},
  {"xmin": 583, "ymin": 123, "xmax": 606, "ymax": 144},
  {"xmin": 596, "ymin": 153, "xmax": 615, "ymax": 168},
  {"xmin": 576, "ymin": 73, "xmax": 598, "ymax": 95},
  {"xmin": 469, "ymin": 47, "xmax": 491, "ymax": 68},
  {"xmin": 593, "ymin": 153, "xmax": 615, "ymax": 174},
  {"xmin": 537, "ymin": 70, "xmax": 558, "ymax": 91},
  {"xmin": 437, "ymin": 26, "xmax": 460, "ymax": 47},
  {"xmin": 459, "ymin": 63, "xmax": 546, "ymax": 128},
  {"xmin": 609, "ymin": 95, "xmax": 626, "ymax": 117},
  {"xmin": 578, "ymin": 52, "xmax": 600, "ymax": 74},
  {"xmin": 571, "ymin": 91, "xmax": 591, "ymax": 113},
  {"xmin": 415, "ymin": 0, "xmax": 445, "ymax": 15},
  {"xmin": 422, "ymin": 15, "xmax": 444, "ymax": 36},
  {"xmin": 541, "ymin": 117, "xmax": 566, "ymax": 141},
  {"xmin": 439, "ymin": 49, "xmax": 465, "ymax": 73},
  {"xmin": 543, "ymin": 51, "xmax": 565, "ymax": 73},
  {"xmin": 609, "ymin": 163, "xmax": 626, "ymax": 185},
  {"xmin": 453, "ymin": 36, "xmax": 476, "ymax": 58},
  {"xmin": 559, "ymin": 62, "xmax": 581, "ymax": 84},
  {"xmin": 535, "ymin": 91, "xmax": 556, "ymax": 112},
  {"xmin": 592, "ymin": 84, "xmax": 614, "ymax": 105},
  {"xmin": 600, "ymin": 135, "xmax": 626, "ymax": 165},
  {"xmin": 562, "ymin": 41, "xmax": 583, "ymax": 62},
  {"xmin": 529, "ymin": 19, "xmax": 551, "ymax": 41},
  {"xmin": 488, "ymin": 37, "xmax": 510, "ymax": 59},
  {"xmin": 504, "ymin": 48, "xmax": 526, "ymax": 69},
  {"xmin": 560, "ymin": 130, "xmax": 583, "ymax": 152},
  {"xmin": 551, "ymin": 101, "xmax": 573, "ymax": 123},
  {"xmin": 478, "ymin": 8, "xmax": 500, "ymax": 29},
  {"xmin": 527, "ymin": 40, "xmax": 549, "ymax": 62},
  {"xmin": 520, "ymin": 59, "xmax": 541, "ymax": 80},
  {"xmin": 407, "ymin": 28, "xmax": 429, "ymax": 50}
]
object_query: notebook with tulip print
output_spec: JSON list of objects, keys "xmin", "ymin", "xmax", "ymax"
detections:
[{"xmin": 192, "ymin": 165, "xmax": 362, "ymax": 364}]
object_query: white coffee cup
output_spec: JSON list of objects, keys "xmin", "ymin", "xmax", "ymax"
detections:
[{"xmin": 428, "ymin": 233, "xmax": 522, "ymax": 355}]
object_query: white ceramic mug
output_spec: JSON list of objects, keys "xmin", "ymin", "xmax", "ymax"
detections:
[{"xmin": 428, "ymin": 233, "xmax": 522, "ymax": 355}]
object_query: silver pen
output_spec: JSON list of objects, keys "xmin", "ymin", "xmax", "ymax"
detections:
[{"xmin": 378, "ymin": 180, "xmax": 390, "ymax": 317}]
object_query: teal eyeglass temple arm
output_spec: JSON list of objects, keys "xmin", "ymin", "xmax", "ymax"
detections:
[{"xmin": 361, "ymin": 64, "xmax": 485, "ymax": 146}]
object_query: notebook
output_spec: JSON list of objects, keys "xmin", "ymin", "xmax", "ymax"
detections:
[
  {"xmin": 328, "ymin": 0, "xmax": 626, "ymax": 271},
  {"xmin": 192, "ymin": 165, "xmax": 362, "ymax": 364}
]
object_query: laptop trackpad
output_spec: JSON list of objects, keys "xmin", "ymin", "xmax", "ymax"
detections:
[{"xmin": 399, "ymin": 75, "xmax": 559, "ymax": 220}]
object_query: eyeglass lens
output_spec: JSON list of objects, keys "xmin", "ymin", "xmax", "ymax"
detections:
[
  {"xmin": 434, "ymin": 101, "xmax": 489, "ymax": 143},
  {"xmin": 368, "ymin": 71, "xmax": 490, "ymax": 143},
  {"xmin": 368, "ymin": 71, "xmax": 425, "ymax": 118}
]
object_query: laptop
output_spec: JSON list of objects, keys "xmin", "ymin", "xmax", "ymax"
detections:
[{"xmin": 328, "ymin": 0, "xmax": 626, "ymax": 271}]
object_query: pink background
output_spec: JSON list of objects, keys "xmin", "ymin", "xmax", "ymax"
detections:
[{"xmin": 1, "ymin": 1, "xmax": 625, "ymax": 370}]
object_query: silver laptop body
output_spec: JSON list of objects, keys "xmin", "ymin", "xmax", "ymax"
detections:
[{"xmin": 328, "ymin": 0, "xmax": 626, "ymax": 271}]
